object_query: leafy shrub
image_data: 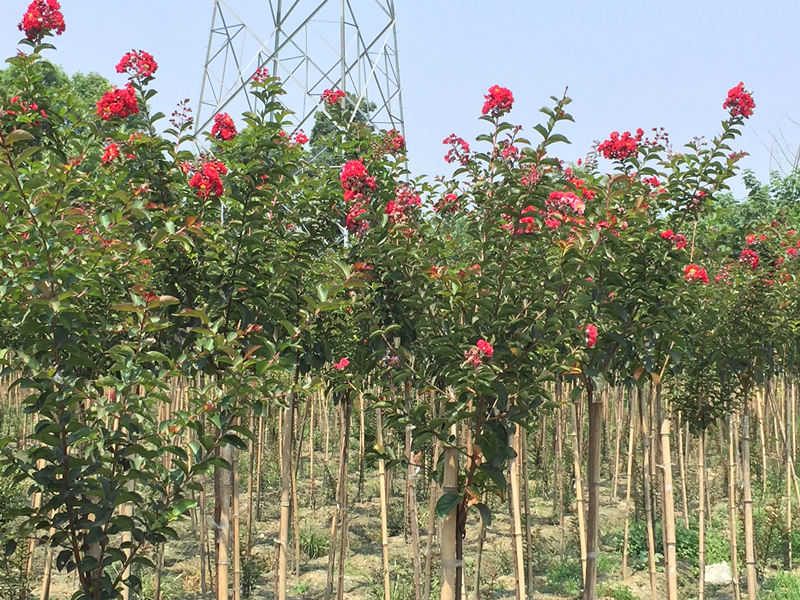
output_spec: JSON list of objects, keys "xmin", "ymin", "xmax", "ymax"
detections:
[
  {"xmin": 599, "ymin": 584, "xmax": 638, "ymax": 600},
  {"xmin": 544, "ymin": 559, "xmax": 582, "ymax": 596},
  {"xmin": 761, "ymin": 572, "xmax": 800, "ymax": 600}
]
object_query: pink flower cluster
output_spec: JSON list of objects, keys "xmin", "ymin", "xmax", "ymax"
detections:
[
  {"xmin": 598, "ymin": 129, "xmax": 644, "ymax": 161},
  {"xmin": 102, "ymin": 142, "xmax": 120, "ymax": 164},
  {"xmin": 443, "ymin": 134, "xmax": 471, "ymax": 166},
  {"xmin": 115, "ymin": 50, "xmax": 158, "ymax": 79},
  {"xmin": 18, "ymin": 0, "xmax": 65, "ymax": 42},
  {"xmin": 482, "ymin": 85, "xmax": 514, "ymax": 118},
  {"xmin": 465, "ymin": 339, "xmax": 494, "ymax": 368},
  {"xmin": 333, "ymin": 357, "xmax": 350, "ymax": 370},
  {"xmin": 739, "ymin": 248, "xmax": 759, "ymax": 269},
  {"xmin": 434, "ymin": 193, "xmax": 459, "ymax": 214},
  {"xmin": 340, "ymin": 159, "xmax": 376, "ymax": 232},
  {"xmin": 322, "ymin": 89, "xmax": 345, "ymax": 105},
  {"xmin": 96, "ymin": 84, "xmax": 139, "ymax": 120},
  {"xmin": 251, "ymin": 67, "xmax": 270, "ymax": 83},
  {"xmin": 211, "ymin": 113, "xmax": 237, "ymax": 141},
  {"xmin": 545, "ymin": 190, "xmax": 585, "ymax": 216},
  {"xmin": 585, "ymin": 324, "xmax": 598, "ymax": 348},
  {"xmin": 385, "ymin": 184, "xmax": 421, "ymax": 224},
  {"xmin": 723, "ymin": 82, "xmax": 755, "ymax": 119}
]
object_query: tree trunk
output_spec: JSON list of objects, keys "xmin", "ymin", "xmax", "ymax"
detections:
[
  {"xmin": 376, "ymin": 408, "xmax": 391, "ymax": 600},
  {"xmin": 638, "ymin": 386, "xmax": 658, "ymax": 600},
  {"xmin": 676, "ymin": 412, "xmax": 690, "ymax": 529},
  {"xmin": 440, "ymin": 427, "xmax": 459, "ymax": 600},
  {"xmin": 509, "ymin": 425, "xmax": 526, "ymax": 600},
  {"xmin": 424, "ymin": 394, "xmax": 442, "ymax": 600},
  {"xmin": 698, "ymin": 427, "xmax": 706, "ymax": 600},
  {"xmin": 215, "ymin": 442, "xmax": 234, "ymax": 600},
  {"xmin": 621, "ymin": 386, "xmax": 637, "ymax": 581},
  {"xmin": 741, "ymin": 397, "xmax": 758, "ymax": 600},
  {"xmin": 570, "ymin": 401, "xmax": 588, "ymax": 585},
  {"xmin": 727, "ymin": 414, "xmax": 741, "ymax": 600},
  {"xmin": 336, "ymin": 396, "xmax": 353, "ymax": 600},
  {"xmin": 659, "ymin": 406, "xmax": 678, "ymax": 600},
  {"xmin": 583, "ymin": 381, "xmax": 602, "ymax": 600},
  {"xmin": 277, "ymin": 392, "xmax": 295, "ymax": 600}
]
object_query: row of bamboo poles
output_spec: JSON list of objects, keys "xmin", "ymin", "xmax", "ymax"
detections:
[{"xmin": 1, "ymin": 374, "xmax": 798, "ymax": 600}]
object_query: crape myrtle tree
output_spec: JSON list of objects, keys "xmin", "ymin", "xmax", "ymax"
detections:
[{"xmin": 0, "ymin": 4, "xmax": 348, "ymax": 600}]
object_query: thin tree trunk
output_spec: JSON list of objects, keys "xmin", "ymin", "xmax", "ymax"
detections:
[
  {"xmin": 404, "ymin": 382, "xmax": 422, "ymax": 600},
  {"xmin": 676, "ymin": 411, "xmax": 690, "ymax": 529},
  {"xmin": 358, "ymin": 391, "xmax": 366, "ymax": 502},
  {"xmin": 509, "ymin": 425, "xmax": 526, "ymax": 600},
  {"xmin": 277, "ymin": 391, "xmax": 295, "ymax": 600},
  {"xmin": 612, "ymin": 387, "xmax": 624, "ymax": 499},
  {"xmin": 473, "ymin": 493, "xmax": 487, "ymax": 600},
  {"xmin": 698, "ymin": 427, "xmax": 706, "ymax": 600},
  {"xmin": 232, "ymin": 447, "xmax": 241, "ymax": 600},
  {"xmin": 659, "ymin": 405, "xmax": 678, "ymax": 600},
  {"xmin": 727, "ymin": 414, "xmax": 741, "ymax": 600},
  {"xmin": 570, "ymin": 401, "xmax": 588, "ymax": 585},
  {"xmin": 255, "ymin": 415, "xmax": 265, "ymax": 521},
  {"xmin": 246, "ymin": 411, "xmax": 255, "ymax": 558},
  {"xmin": 309, "ymin": 394, "xmax": 317, "ymax": 510},
  {"xmin": 440, "ymin": 425, "xmax": 459, "ymax": 600},
  {"xmin": 215, "ymin": 442, "xmax": 234, "ymax": 600},
  {"xmin": 521, "ymin": 428, "xmax": 534, "ymax": 600},
  {"xmin": 154, "ymin": 544, "xmax": 164, "ymax": 600},
  {"xmin": 336, "ymin": 396, "xmax": 353, "ymax": 600},
  {"xmin": 639, "ymin": 386, "xmax": 658, "ymax": 600},
  {"xmin": 741, "ymin": 397, "xmax": 758, "ymax": 600},
  {"xmin": 377, "ymin": 408, "xmax": 391, "ymax": 600},
  {"xmin": 583, "ymin": 381, "xmax": 602, "ymax": 600},
  {"xmin": 621, "ymin": 387, "xmax": 637, "ymax": 581},
  {"xmin": 424, "ymin": 395, "xmax": 443, "ymax": 600}
]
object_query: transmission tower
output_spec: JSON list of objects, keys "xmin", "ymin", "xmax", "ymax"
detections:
[{"xmin": 196, "ymin": 0, "xmax": 405, "ymax": 137}]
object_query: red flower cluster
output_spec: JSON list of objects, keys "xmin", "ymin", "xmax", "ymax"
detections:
[
  {"xmin": 251, "ymin": 67, "xmax": 270, "ymax": 83},
  {"xmin": 465, "ymin": 339, "xmax": 493, "ymax": 368},
  {"xmin": 482, "ymin": 85, "xmax": 514, "ymax": 118},
  {"xmin": 333, "ymin": 357, "xmax": 350, "ymax": 370},
  {"xmin": 294, "ymin": 131, "xmax": 309, "ymax": 145},
  {"xmin": 598, "ymin": 129, "xmax": 644, "ymax": 160},
  {"xmin": 115, "ymin": 50, "xmax": 158, "ymax": 79},
  {"xmin": 322, "ymin": 89, "xmax": 345, "ymax": 104},
  {"xmin": 340, "ymin": 159, "xmax": 376, "ymax": 232},
  {"xmin": 723, "ymin": 82, "xmax": 755, "ymax": 119},
  {"xmin": 101, "ymin": 142, "xmax": 120, "ymax": 164},
  {"xmin": 188, "ymin": 159, "xmax": 228, "ymax": 199},
  {"xmin": 546, "ymin": 191, "xmax": 585, "ymax": 216},
  {"xmin": 443, "ymin": 134, "xmax": 471, "ymax": 165},
  {"xmin": 434, "ymin": 193, "xmax": 459, "ymax": 214},
  {"xmin": 383, "ymin": 129, "xmax": 406, "ymax": 154},
  {"xmin": 585, "ymin": 324, "xmax": 598, "ymax": 348},
  {"xmin": 211, "ymin": 113, "xmax": 237, "ymax": 141},
  {"xmin": 4, "ymin": 96, "xmax": 48, "ymax": 120},
  {"xmin": 660, "ymin": 229, "xmax": 687, "ymax": 249},
  {"xmin": 385, "ymin": 185, "xmax": 421, "ymax": 224},
  {"xmin": 18, "ymin": 0, "xmax": 65, "ymax": 41},
  {"xmin": 739, "ymin": 248, "xmax": 759, "ymax": 269},
  {"xmin": 96, "ymin": 84, "xmax": 139, "ymax": 120},
  {"xmin": 520, "ymin": 166, "xmax": 540, "ymax": 187},
  {"xmin": 684, "ymin": 264, "xmax": 709, "ymax": 283}
]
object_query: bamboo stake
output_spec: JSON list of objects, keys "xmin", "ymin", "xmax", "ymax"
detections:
[
  {"xmin": 336, "ymin": 395, "xmax": 353, "ymax": 600},
  {"xmin": 676, "ymin": 411, "xmax": 690, "ymax": 529},
  {"xmin": 277, "ymin": 391, "xmax": 295, "ymax": 600},
  {"xmin": 509, "ymin": 425, "xmax": 526, "ymax": 600},
  {"xmin": 638, "ymin": 386, "xmax": 658, "ymax": 600},
  {"xmin": 583, "ymin": 380, "xmax": 603, "ymax": 600},
  {"xmin": 698, "ymin": 427, "xmax": 706, "ymax": 600},
  {"xmin": 215, "ymin": 443, "xmax": 234, "ymax": 600},
  {"xmin": 659, "ymin": 408, "xmax": 678, "ymax": 600},
  {"xmin": 521, "ymin": 428, "xmax": 534, "ymax": 600},
  {"xmin": 440, "ymin": 423, "xmax": 459, "ymax": 600},
  {"xmin": 727, "ymin": 414, "xmax": 741, "ymax": 600},
  {"xmin": 376, "ymin": 407, "xmax": 391, "ymax": 600},
  {"xmin": 612, "ymin": 387, "xmax": 624, "ymax": 498},
  {"xmin": 423, "ymin": 394, "xmax": 442, "ymax": 600},
  {"xmin": 621, "ymin": 387, "xmax": 637, "ymax": 581},
  {"xmin": 570, "ymin": 401, "xmax": 588, "ymax": 585},
  {"xmin": 741, "ymin": 397, "xmax": 758, "ymax": 600}
]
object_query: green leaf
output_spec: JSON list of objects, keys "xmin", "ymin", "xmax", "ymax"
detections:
[
  {"xmin": 5, "ymin": 129, "xmax": 35, "ymax": 145},
  {"xmin": 476, "ymin": 502, "xmax": 492, "ymax": 527},
  {"xmin": 435, "ymin": 492, "xmax": 461, "ymax": 519}
]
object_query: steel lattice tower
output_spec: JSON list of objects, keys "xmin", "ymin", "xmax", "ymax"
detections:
[{"xmin": 196, "ymin": 0, "xmax": 404, "ymax": 137}]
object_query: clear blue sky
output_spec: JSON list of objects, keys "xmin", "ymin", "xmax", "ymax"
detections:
[{"xmin": 3, "ymin": 1, "xmax": 799, "ymax": 197}]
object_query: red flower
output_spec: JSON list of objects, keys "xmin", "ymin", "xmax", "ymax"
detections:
[
  {"xmin": 333, "ymin": 357, "xmax": 350, "ymax": 370},
  {"xmin": 672, "ymin": 234, "xmax": 687, "ymax": 250},
  {"xmin": 739, "ymin": 248, "xmax": 759, "ymax": 269},
  {"xmin": 187, "ymin": 159, "xmax": 228, "ymax": 198},
  {"xmin": 660, "ymin": 230, "xmax": 675, "ymax": 240},
  {"xmin": 584, "ymin": 324, "xmax": 598, "ymax": 348},
  {"xmin": 294, "ymin": 131, "xmax": 308, "ymax": 145},
  {"xmin": 211, "ymin": 113, "xmax": 237, "ymax": 141},
  {"xmin": 684, "ymin": 264, "xmax": 709, "ymax": 283},
  {"xmin": 476, "ymin": 339, "xmax": 494, "ymax": 357},
  {"xmin": 18, "ymin": 0, "xmax": 65, "ymax": 42},
  {"xmin": 96, "ymin": 84, "xmax": 139, "ymax": 120},
  {"xmin": 598, "ymin": 129, "xmax": 643, "ymax": 160},
  {"xmin": 383, "ymin": 129, "xmax": 406, "ymax": 154},
  {"xmin": 723, "ymin": 82, "xmax": 755, "ymax": 119},
  {"xmin": 465, "ymin": 339, "xmax": 493, "ymax": 368},
  {"xmin": 385, "ymin": 184, "xmax": 421, "ymax": 224},
  {"xmin": 546, "ymin": 190, "xmax": 585, "ymax": 216},
  {"xmin": 443, "ymin": 134, "xmax": 471, "ymax": 165},
  {"xmin": 434, "ymin": 193, "xmax": 459, "ymax": 214},
  {"xmin": 322, "ymin": 89, "xmax": 345, "ymax": 104},
  {"xmin": 745, "ymin": 233, "xmax": 756, "ymax": 245},
  {"xmin": 481, "ymin": 85, "xmax": 514, "ymax": 118},
  {"xmin": 115, "ymin": 50, "xmax": 158, "ymax": 79},
  {"xmin": 251, "ymin": 67, "xmax": 270, "ymax": 83},
  {"xmin": 788, "ymin": 247, "xmax": 798, "ymax": 258},
  {"xmin": 101, "ymin": 142, "xmax": 120, "ymax": 164}
]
